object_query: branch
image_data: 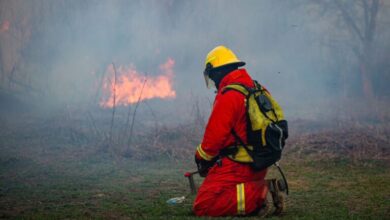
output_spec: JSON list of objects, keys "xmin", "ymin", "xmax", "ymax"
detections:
[
  {"xmin": 127, "ymin": 76, "xmax": 148, "ymax": 147},
  {"xmin": 362, "ymin": 0, "xmax": 369, "ymax": 36},
  {"xmin": 334, "ymin": 0, "xmax": 365, "ymax": 42},
  {"xmin": 366, "ymin": 0, "xmax": 380, "ymax": 43},
  {"xmin": 144, "ymin": 100, "xmax": 159, "ymax": 134},
  {"xmin": 108, "ymin": 62, "xmax": 117, "ymax": 148},
  {"xmin": 7, "ymin": 75, "xmax": 42, "ymax": 94},
  {"xmin": 92, "ymin": 68, "xmax": 107, "ymax": 106}
]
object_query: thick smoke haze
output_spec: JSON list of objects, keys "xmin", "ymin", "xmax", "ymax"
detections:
[
  {"xmin": 0, "ymin": 2, "xmax": 389, "ymax": 218},
  {"xmin": 0, "ymin": 0, "xmax": 389, "ymax": 121}
]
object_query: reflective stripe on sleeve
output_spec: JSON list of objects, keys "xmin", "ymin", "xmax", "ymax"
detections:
[
  {"xmin": 236, "ymin": 183, "xmax": 246, "ymax": 215},
  {"xmin": 196, "ymin": 144, "xmax": 214, "ymax": 161}
]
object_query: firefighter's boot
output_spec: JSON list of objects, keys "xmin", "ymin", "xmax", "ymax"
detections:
[{"xmin": 267, "ymin": 178, "xmax": 287, "ymax": 216}]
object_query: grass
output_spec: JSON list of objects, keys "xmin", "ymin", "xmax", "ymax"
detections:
[
  {"xmin": 0, "ymin": 114, "xmax": 389, "ymax": 219},
  {"xmin": 0, "ymin": 151, "xmax": 389, "ymax": 219},
  {"xmin": 281, "ymin": 159, "xmax": 389, "ymax": 219}
]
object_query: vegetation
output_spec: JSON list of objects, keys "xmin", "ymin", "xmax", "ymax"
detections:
[{"xmin": 0, "ymin": 114, "xmax": 388, "ymax": 219}]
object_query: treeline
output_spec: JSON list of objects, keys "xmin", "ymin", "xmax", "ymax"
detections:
[{"xmin": 0, "ymin": 0, "xmax": 389, "ymax": 104}]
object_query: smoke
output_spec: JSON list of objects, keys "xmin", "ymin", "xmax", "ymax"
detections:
[{"xmin": 0, "ymin": 0, "xmax": 389, "ymax": 121}]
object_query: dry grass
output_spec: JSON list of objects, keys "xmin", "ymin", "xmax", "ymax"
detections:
[
  {"xmin": 287, "ymin": 119, "xmax": 390, "ymax": 164},
  {"xmin": 0, "ymin": 98, "xmax": 389, "ymax": 219}
]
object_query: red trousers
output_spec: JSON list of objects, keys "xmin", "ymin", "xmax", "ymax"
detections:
[{"xmin": 193, "ymin": 158, "xmax": 268, "ymax": 216}]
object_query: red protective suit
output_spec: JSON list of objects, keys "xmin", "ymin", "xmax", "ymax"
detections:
[{"xmin": 193, "ymin": 68, "xmax": 268, "ymax": 216}]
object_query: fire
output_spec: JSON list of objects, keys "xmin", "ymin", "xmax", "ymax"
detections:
[
  {"xmin": 0, "ymin": 20, "xmax": 10, "ymax": 33},
  {"xmin": 100, "ymin": 58, "xmax": 176, "ymax": 108}
]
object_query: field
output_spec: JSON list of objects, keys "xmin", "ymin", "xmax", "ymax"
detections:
[{"xmin": 0, "ymin": 110, "xmax": 389, "ymax": 219}]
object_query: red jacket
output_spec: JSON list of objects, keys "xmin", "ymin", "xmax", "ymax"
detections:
[
  {"xmin": 193, "ymin": 68, "xmax": 269, "ymax": 216},
  {"xmin": 196, "ymin": 68, "xmax": 254, "ymax": 160}
]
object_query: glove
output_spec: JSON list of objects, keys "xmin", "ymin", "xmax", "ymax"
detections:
[{"xmin": 195, "ymin": 155, "xmax": 216, "ymax": 177}]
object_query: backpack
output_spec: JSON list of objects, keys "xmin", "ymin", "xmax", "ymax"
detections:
[{"xmin": 221, "ymin": 80, "xmax": 289, "ymax": 171}]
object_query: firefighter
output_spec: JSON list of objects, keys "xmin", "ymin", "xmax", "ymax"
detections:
[{"xmin": 193, "ymin": 45, "xmax": 283, "ymax": 217}]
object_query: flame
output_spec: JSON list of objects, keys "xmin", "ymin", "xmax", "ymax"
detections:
[
  {"xmin": 100, "ymin": 58, "xmax": 176, "ymax": 108},
  {"xmin": 0, "ymin": 20, "xmax": 9, "ymax": 33}
]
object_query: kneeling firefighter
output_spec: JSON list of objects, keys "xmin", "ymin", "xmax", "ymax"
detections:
[{"xmin": 193, "ymin": 45, "xmax": 289, "ymax": 217}]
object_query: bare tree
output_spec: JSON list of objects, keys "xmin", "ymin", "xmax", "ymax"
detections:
[
  {"xmin": 310, "ymin": 0, "xmax": 383, "ymax": 98},
  {"xmin": 336, "ymin": 0, "xmax": 380, "ymax": 98}
]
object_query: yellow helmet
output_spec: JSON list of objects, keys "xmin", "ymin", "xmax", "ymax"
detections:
[
  {"xmin": 205, "ymin": 45, "xmax": 245, "ymax": 69},
  {"xmin": 204, "ymin": 45, "xmax": 245, "ymax": 88}
]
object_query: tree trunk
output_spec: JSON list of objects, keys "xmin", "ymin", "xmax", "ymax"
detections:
[
  {"xmin": 334, "ymin": 0, "xmax": 380, "ymax": 99},
  {"xmin": 359, "ymin": 58, "xmax": 373, "ymax": 98},
  {"xmin": 359, "ymin": 0, "xmax": 380, "ymax": 99},
  {"xmin": 360, "ymin": 41, "xmax": 374, "ymax": 99}
]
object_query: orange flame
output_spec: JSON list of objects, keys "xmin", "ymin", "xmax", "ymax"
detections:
[{"xmin": 100, "ymin": 58, "xmax": 176, "ymax": 108}]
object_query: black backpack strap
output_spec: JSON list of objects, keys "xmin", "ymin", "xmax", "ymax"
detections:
[
  {"xmin": 274, "ymin": 162, "xmax": 289, "ymax": 195},
  {"xmin": 219, "ymin": 146, "xmax": 239, "ymax": 158},
  {"xmin": 231, "ymin": 129, "xmax": 253, "ymax": 155}
]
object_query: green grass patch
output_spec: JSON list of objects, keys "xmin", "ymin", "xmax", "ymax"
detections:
[{"xmin": 0, "ymin": 152, "xmax": 389, "ymax": 219}]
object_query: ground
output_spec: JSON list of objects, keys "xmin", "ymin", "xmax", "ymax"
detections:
[{"xmin": 0, "ymin": 112, "xmax": 389, "ymax": 219}]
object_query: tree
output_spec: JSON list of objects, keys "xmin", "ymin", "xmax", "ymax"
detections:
[{"xmin": 310, "ymin": 0, "xmax": 384, "ymax": 98}]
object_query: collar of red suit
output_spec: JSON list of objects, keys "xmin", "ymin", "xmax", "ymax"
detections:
[{"xmin": 218, "ymin": 68, "xmax": 254, "ymax": 92}]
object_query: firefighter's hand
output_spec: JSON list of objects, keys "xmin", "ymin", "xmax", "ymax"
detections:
[{"xmin": 195, "ymin": 156, "xmax": 215, "ymax": 177}]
